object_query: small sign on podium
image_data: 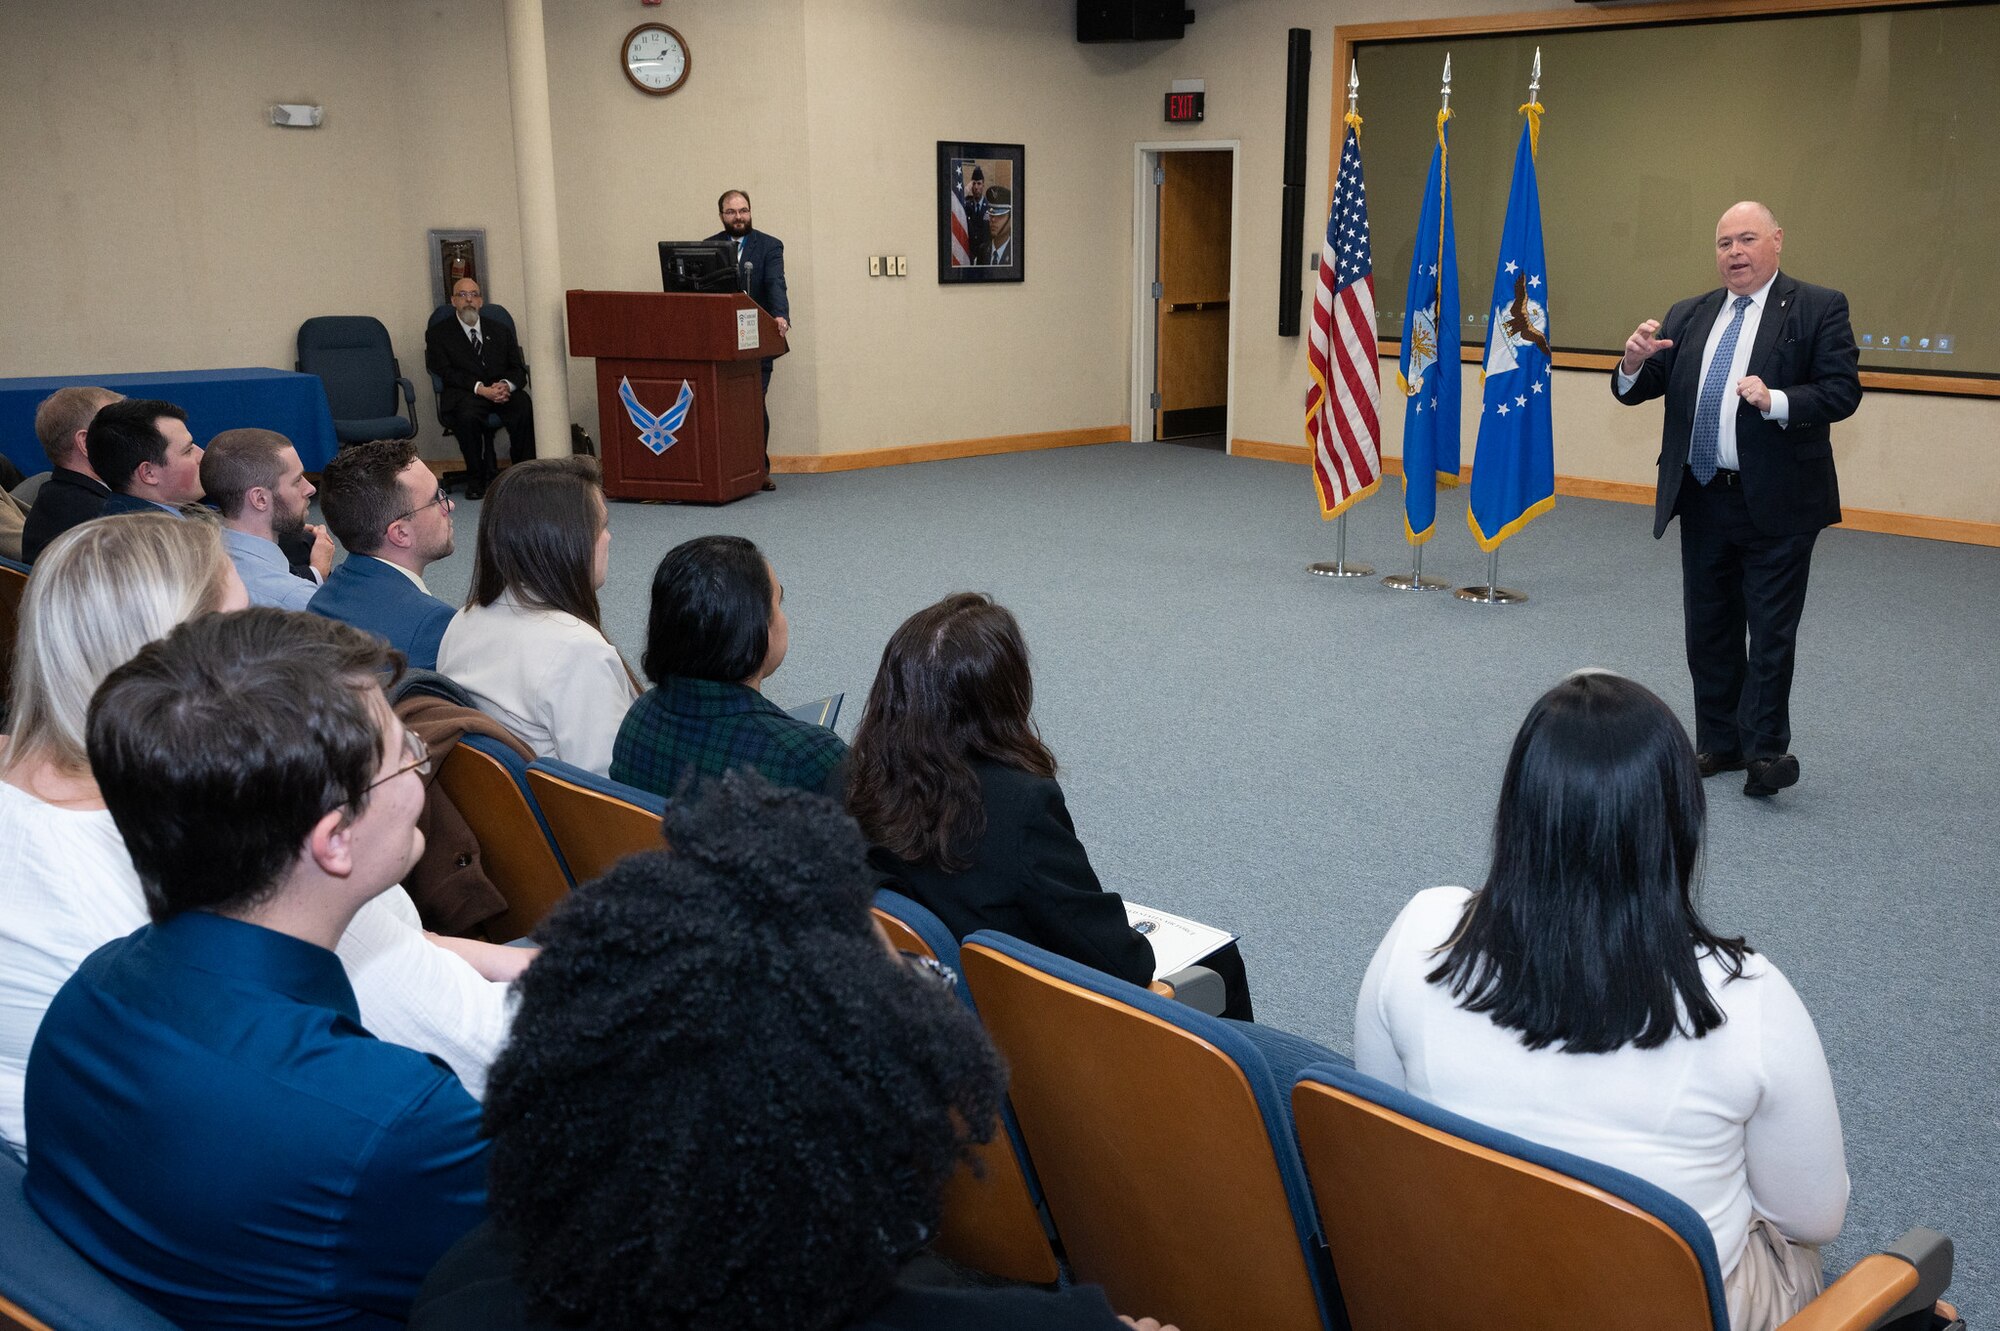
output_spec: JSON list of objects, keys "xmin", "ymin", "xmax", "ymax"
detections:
[{"xmin": 736, "ymin": 308, "xmax": 760, "ymax": 351}]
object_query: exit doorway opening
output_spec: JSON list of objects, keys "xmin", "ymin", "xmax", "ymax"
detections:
[{"xmin": 1130, "ymin": 141, "xmax": 1240, "ymax": 445}]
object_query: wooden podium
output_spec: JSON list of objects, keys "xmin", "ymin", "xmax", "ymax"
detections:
[{"xmin": 565, "ymin": 290, "xmax": 788, "ymax": 503}]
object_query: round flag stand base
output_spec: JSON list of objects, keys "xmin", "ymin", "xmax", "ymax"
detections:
[
  {"xmin": 1455, "ymin": 583, "xmax": 1527, "ymax": 604},
  {"xmin": 1455, "ymin": 551, "xmax": 1527, "ymax": 603},
  {"xmin": 1381, "ymin": 543, "xmax": 1448, "ymax": 591},
  {"xmin": 1308, "ymin": 514, "xmax": 1373, "ymax": 577}
]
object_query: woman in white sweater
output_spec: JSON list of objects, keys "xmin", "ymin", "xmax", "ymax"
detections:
[
  {"xmin": 0, "ymin": 516, "xmax": 522, "ymax": 1159},
  {"xmin": 1354, "ymin": 670, "xmax": 1847, "ymax": 1331},
  {"xmin": 435, "ymin": 457, "xmax": 638, "ymax": 775}
]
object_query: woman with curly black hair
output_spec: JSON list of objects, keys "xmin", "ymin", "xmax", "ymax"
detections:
[{"xmin": 410, "ymin": 772, "xmax": 1176, "ymax": 1331}]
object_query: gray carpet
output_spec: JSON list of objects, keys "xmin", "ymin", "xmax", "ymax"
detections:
[{"xmin": 423, "ymin": 442, "xmax": 2000, "ymax": 1318}]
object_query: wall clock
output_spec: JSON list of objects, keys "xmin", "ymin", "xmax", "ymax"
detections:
[{"xmin": 623, "ymin": 23, "xmax": 690, "ymax": 96}]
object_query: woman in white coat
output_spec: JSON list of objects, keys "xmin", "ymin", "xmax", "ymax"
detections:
[
  {"xmin": 436, "ymin": 457, "xmax": 637, "ymax": 776},
  {"xmin": 1354, "ymin": 670, "xmax": 1848, "ymax": 1331}
]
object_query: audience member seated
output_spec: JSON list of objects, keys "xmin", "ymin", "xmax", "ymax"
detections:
[
  {"xmin": 310, "ymin": 438, "xmax": 459, "ymax": 669},
  {"xmin": 1353, "ymin": 670, "xmax": 1847, "ymax": 1331},
  {"xmin": 20, "ymin": 386, "xmax": 121, "ymax": 564},
  {"xmin": 436, "ymin": 457, "xmax": 638, "ymax": 774},
  {"xmin": 201, "ymin": 427, "xmax": 334, "ymax": 609},
  {"xmin": 846, "ymin": 593, "xmax": 1223, "ymax": 1008},
  {"xmin": 0, "ymin": 479, "xmax": 22, "ymax": 562},
  {"xmin": 610, "ymin": 534, "xmax": 845, "ymax": 799},
  {"xmin": 410, "ymin": 773, "xmax": 1176, "ymax": 1331},
  {"xmin": 84, "ymin": 397, "xmax": 206, "ymax": 517},
  {"xmin": 24, "ymin": 609, "xmax": 490, "ymax": 1331},
  {"xmin": 0, "ymin": 521, "xmax": 523, "ymax": 1162}
]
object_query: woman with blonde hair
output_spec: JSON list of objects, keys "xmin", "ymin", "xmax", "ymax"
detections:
[
  {"xmin": 1, "ymin": 516, "xmax": 520, "ymax": 1159},
  {"xmin": 436, "ymin": 457, "xmax": 638, "ymax": 775}
]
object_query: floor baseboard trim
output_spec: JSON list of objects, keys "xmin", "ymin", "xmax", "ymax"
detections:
[
  {"xmin": 773, "ymin": 426, "xmax": 1130, "ymax": 474},
  {"xmin": 1228, "ymin": 438, "xmax": 2000, "ymax": 548}
]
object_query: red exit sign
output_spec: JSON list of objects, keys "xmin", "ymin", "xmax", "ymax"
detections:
[{"xmin": 1164, "ymin": 91, "xmax": 1205, "ymax": 123}]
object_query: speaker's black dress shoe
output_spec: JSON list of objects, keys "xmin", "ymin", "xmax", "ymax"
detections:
[
  {"xmin": 1744, "ymin": 754, "xmax": 1801, "ymax": 798},
  {"xmin": 760, "ymin": 478, "xmax": 777, "ymax": 492},
  {"xmin": 465, "ymin": 479, "xmax": 486, "ymax": 501},
  {"xmin": 1696, "ymin": 752, "xmax": 1746, "ymax": 778}
]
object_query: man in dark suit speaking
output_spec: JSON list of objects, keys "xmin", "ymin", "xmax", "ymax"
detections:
[
  {"xmin": 1613, "ymin": 201, "xmax": 1861, "ymax": 799},
  {"xmin": 707, "ymin": 189, "xmax": 789, "ymax": 490},
  {"xmin": 425, "ymin": 277, "xmax": 534, "ymax": 499}
]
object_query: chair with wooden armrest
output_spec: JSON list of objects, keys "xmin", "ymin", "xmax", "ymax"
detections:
[
  {"xmin": 1290, "ymin": 1061, "xmax": 1958, "ymax": 1331},
  {"xmin": 957, "ymin": 930, "xmax": 1342, "ymax": 1331},
  {"xmin": 870, "ymin": 891, "xmax": 1062, "ymax": 1286},
  {"xmin": 434, "ymin": 734, "xmax": 572, "ymax": 943},
  {"xmin": 524, "ymin": 759, "xmax": 668, "ymax": 885}
]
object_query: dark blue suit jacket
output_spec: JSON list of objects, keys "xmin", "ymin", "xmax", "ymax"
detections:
[
  {"xmin": 308, "ymin": 555, "xmax": 457, "ymax": 670},
  {"xmin": 98, "ymin": 492, "xmax": 184, "ymax": 519},
  {"xmin": 705, "ymin": 228, "xmax": 789, "ymax": 322}
]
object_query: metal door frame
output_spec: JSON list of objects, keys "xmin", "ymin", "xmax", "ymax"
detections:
[{"xmin": 1129, "ymin": 140, "xmax": 1241, "ymax": 445}]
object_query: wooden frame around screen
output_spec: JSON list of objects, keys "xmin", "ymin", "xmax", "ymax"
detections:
[{"xmin": 1333, "ymin": 0, "xmax": 2000, "ymax": 399}]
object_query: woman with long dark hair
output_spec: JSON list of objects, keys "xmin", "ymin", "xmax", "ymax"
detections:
[
  {"xmin": 845, "ymin": 593, "xmax": 1158, "ymax": 989},
  {"xmin": 1354, "ymin": 671, "xmax": 1847, "ymax": 1331},
  {"xmin": 436, "ymin": 457, "xmax": 638, "ymax": 774}
]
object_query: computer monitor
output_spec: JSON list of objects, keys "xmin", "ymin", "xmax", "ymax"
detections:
[{"xmin": 658, "ymin": 241, "xmax": 743, "ymax": 294}]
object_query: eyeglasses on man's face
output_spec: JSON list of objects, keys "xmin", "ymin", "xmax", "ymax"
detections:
[
  {"xmin": 392, "ymin": 484, "xmax": 452, "ymax": 524},
  {"xmin": 364, "ymin": 728, "xmax": 432, "ymax": 794}
]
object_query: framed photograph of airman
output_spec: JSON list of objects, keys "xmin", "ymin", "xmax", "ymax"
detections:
[
  {"xmin": 426, "ymin": 228, "xmax": 489, "ymax": 309},
  {"xmin": 936, "ymin": 142, "xmax": 1024, "ymax": 284}
]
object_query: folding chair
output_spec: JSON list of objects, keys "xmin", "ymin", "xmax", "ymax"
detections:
[
  {"xmin": 871, "ymin": 892, "xmax": 1061, "ymax": 1285},
  {"xmin": 1290, "ymin": 1061, "xmax": 1958, "ymax": 1331},
  {"xmin": 958, "ymin": 930, "xmax": 1340, "ymax": 1331},
  {"xmin": 524, "ymin": 759, "xmax": 667, "ymax": 885},
  {"xmin": 434, "ymin": 734, "xmax": 572, "ymax": 942}
]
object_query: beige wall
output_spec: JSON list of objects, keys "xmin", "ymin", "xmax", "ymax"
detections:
[
  {"xmin": 0, "ymin": 0, "xmax": 525, "ymax": 460},
  {"xmin": 2, "ymin": 0, "xmax": 1990, "ymax": 525}
]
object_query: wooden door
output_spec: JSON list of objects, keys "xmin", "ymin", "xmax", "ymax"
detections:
[{"xmin": 1155, "ymin": 151, "xmax": 1232, "ymax": 439}]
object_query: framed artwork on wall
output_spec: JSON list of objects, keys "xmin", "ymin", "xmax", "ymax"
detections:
[
  {"xmin": 936, "ymin": 142, "xmax": 1024, "ymax": 284},
  {"xmin": 427, "ymin": 228, "xmax": 489, "ymax": 308}
]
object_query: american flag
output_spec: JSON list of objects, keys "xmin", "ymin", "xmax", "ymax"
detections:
[
  {"xmin": 948, "ymin": 165, "xmax": 971, "ymax": 267},
  {"xmin": 1306, "ymin": 123, "xmax": 1381, "ymax": 519}
]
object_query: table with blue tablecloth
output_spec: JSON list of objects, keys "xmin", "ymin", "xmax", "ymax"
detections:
[{"xmin": 0, "ymin": 368, "xmax": 340, "ymax": 476}]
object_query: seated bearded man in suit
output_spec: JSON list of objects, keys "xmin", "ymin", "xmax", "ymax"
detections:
[{"xmin": 425, "ymin": 278, "xmax": 534, "ymax": 500}]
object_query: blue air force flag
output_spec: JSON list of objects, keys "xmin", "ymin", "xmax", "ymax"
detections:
[
  {"xmin": 1467, "ymin": 117, "xmax": 1555, "ymax": 550},
  {"xmin": 1396, "ymin": 115, "xmax": 1461, "ymax": 545}
]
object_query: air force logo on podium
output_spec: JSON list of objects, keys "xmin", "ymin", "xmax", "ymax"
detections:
[{"xmin": 618, "ymin": 377, "xmax": 695, "ymax": 455}]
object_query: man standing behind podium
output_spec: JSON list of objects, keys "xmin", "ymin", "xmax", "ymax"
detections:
[
  {"xmin": 707, "ymin": 189, "xmax": 789, "ymax": 490},
  {"xmin": 426, "ymin": 278, "xmax": 534, "ymax": 500},
  {"xmin": 1613, "ymin": 202, "xmax": 1860, "ymax": 800}
]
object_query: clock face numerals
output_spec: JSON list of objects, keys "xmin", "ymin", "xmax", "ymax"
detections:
[{"xmin": 624, "ymin": 24, "xmax": 689, "ymax": 95}]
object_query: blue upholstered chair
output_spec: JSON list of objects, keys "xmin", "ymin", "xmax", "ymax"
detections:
[
  {"xmin": 524, "ymin": 759, "xmax": 667, "ymax": 886},
  {"xmin": 295, "ymin": 316, "xmax": 418, "ymax": 445},
  {"xmin": 434, "ymin": 733, "xmax": 573, "ymax": 943},
  {"xmin": 785, "ymin": 692, "xmax": 844, "ymax": 729},
  {"xmin": 0, "ymin": 1150, "xmax": 180, "ymax": 1331},
  {"xmin": 1290, "ymin": 1062, "xmax": 1958, "ymax": 1331},
  {"xmin": 870, "ymin": 892, "xmax": 1062, "ymax": 1285},
  {"xmin": 957, "ymin": 930, "xmax": 1344, "ymax": 1331},
  {"xmin": 426, "ymin": 303, "xmax": 518, "ymax": 486}
]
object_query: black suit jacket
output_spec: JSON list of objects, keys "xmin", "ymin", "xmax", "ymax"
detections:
[
  {"xmin": 19, "ymin": 467, "xmax": 110, "ymax": 564},
  {"xmin": 1611, "ymin": 271, "xmax": 1859, "ymax": 538},
  {"xmin": 425, "ymin": 315, "xmax": 531, "ymax": 418},
  {"xmin": 869, "ymin": 761, "xmax": 1155, "ymax": 987},
  {"xmin": 704, "ymin": 228, "xmax": 789, "ymax": 322}
]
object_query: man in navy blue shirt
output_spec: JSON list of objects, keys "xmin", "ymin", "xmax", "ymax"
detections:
[{"xmin": 24, "ymin": 609, "xmax": 488, "ymax": 1331}]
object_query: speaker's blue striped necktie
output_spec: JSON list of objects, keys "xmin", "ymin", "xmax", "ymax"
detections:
[{"xmin": 1690, "ymin": 294, "xmax": 1754, "ymax": 484}]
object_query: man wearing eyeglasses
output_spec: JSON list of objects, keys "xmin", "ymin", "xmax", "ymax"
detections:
[
  {"xmin": 24, "ymin": 609, "xmax": 488, "ymax": 1331},
  {"xmin": 310, "ymin": 438, "xmax": 459, "ymax": 670}
]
